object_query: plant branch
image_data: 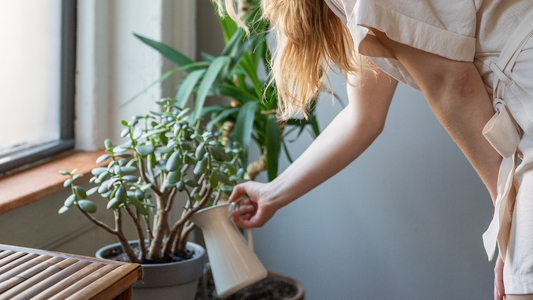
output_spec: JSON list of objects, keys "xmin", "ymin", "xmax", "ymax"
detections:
[
  {"xmin": 78, "ymin": 207, "xmax": 117, "ymax": 235},
  {"xmin": 125, "ymin": 206, "xmax": 147, "ymax": 263},
  {"xmin": 164, "ymin": 187, "xmax": 213, "ymax": 257}
]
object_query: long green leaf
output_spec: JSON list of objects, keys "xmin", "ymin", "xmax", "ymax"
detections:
[
  {"xmin": 206, "ymin": 107, "xmax": 240, "ymax": 130},
  {"xmin": 135, "ymin": 34, "xmax": 195, "ymax": 70},
  {"xmin": 120, "ymin": 68, "xmax": 179, "ymax": 108},
  {"xmin": 212, "ymin": 1, "xmax": 238, "ymax": 42},
  {"xmin": 201, "ymin": 52, "xmax": 216, "ymax": 63},
  {"xmin": 265, "ymin": 115, "xmax": 281, "ymax": 181},
  {"xmin": 201, "ymin": 105, "xmax": 225, "ymax": 117},
  {"xmin": 192, "ymin": 56, "xmax": 231, "ymax": 122},
  {"xmin": 176, "ymin": 69, "xmax": 206, "ymax": 109},
  {"xmin": 282, "ymin": 141, "xmax": 294, "ymax": 164},
  {"xmin": 214, "ymin": 84, "xmax": 259, "ymax": 104},
  {"xmin": 234, "ymin": 101, "xmax": 257, "ymax": 167},
  {"xmin": 310, "ymin": 116, "xmax": 320, "ymax": 138}
]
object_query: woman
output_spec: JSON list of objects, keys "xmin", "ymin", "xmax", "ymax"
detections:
[{"xmin": 218, "ymin": 0, "xmax": 533, "ymax": 298}]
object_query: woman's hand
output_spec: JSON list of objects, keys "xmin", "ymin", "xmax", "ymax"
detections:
[
  {"xmin": 228, "ymin": 181, "xmax": 280, "ymax": 228},
  {"xmin": 495, "ymin": 256, "xmax": 505, "ymax": 300}
]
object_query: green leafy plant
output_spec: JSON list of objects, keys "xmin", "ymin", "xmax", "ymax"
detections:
[
  {"xmin": 59, "ymin": 100, "xmax": 245, "ymax": 264},
  {"xmin": 127, "ymin": 0, "xmax": 328, "ymax": 182}
]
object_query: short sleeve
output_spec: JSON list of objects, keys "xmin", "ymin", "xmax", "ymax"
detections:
[{"xmin": 337, "ymin": 0, "xmax": 479, "ymax": 90}]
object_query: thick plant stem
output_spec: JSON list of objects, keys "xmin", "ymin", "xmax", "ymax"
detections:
[
  {"xmin": 245, "ymin": 153, "xmax": 266, "ymax": 181},
  {"xmin": 148, "ymin": 194, "xmax": 169, "ymax": 261},
  {"xmin": 164, "ymin": 188, "xmax": 213, "ymax": 258},
  {"xmin": 115, "ymin": 209, "xmax": 140, "ymax": 263},
  {"xmin": 177, "ymin": 222, "xmax": 196, "ymax": 255},
  {"xmin": 125, "ymin": 206, "xmax": 147, "ymax": 263}
]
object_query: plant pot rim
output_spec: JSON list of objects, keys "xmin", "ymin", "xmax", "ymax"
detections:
[
  {"xmin": 96, "ymin": 240, "xmax": 206, "ymax": 288},
  {"xmin": 266, "ymin": 271, "xmax": 305, "ymax": 300}
]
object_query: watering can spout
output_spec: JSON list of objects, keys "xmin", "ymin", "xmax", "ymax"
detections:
[{"xmin": 192, "ymin": 203, "xmax": 267, "ymax": 297}]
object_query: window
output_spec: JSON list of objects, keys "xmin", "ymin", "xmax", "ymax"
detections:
[{"xmin": 0, "ymin": 0, "xmax": 76, "ymax": 174}]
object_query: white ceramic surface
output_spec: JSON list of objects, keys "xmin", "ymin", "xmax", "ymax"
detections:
[{"xmin": 191, "ymin": 202, "xmax": 267, "ymax": 297}]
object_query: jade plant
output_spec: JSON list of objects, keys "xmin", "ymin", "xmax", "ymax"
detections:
[
  {"xmin": 58, "ymin": 99, "xmax": 245, "ymax": 264},
  {"xmin": 125, "ymin": 0, "xmax": 328, "ymax": 183}
]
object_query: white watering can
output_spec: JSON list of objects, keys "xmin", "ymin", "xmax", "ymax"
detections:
[{"xmin": 190, "ymin": 199, "xmax": 267, "ymax": 297}]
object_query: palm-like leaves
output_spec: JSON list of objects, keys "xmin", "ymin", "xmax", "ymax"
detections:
[{"xmin": 131, "ymin": 2, "xmax": 321, "ymax": 181}]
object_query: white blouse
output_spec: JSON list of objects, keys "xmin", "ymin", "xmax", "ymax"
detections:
[{"xmin": 324, "ymin": 0, "xmax": 533, "ymax": 95}]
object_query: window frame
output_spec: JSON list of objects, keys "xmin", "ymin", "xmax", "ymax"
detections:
[{"xmin": 0, "ymin": 0, "xmax": 77, "ymax": 175}]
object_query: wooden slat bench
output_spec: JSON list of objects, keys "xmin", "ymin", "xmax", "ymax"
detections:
[{"xmin": 0, "ymin": 244, "xmax": 143, "ymax": 300}]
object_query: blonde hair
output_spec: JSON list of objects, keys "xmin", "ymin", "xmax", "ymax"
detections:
[{"xmin": 215, "ymin": 0, "xmax": 362, "ymax": 120}]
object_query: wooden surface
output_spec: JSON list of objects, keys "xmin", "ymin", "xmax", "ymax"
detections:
[
  {"xmin": 0, "ymin": 151, "xmax": 106, "ymax": 215},
  {"xmin": 0, "ymin": 244, "xmax": 142, "ymax": 300}
]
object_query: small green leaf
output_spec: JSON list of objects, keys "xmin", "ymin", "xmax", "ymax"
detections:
[
  {"xmin": 185, "ymin": 179, "xmax": 198, "ymax": 187},
  {"xmin": 87, "ymin": 186, "xmax": 99, "ymax": 196},
  {"xmin": 64, "ymin": 194, "xmax": 77, "ymax": 207},
  {"xmin": 166, "ymin": 152, "xmax": 181, "ymax": 172},
  {"xmin": 155, "ymin": 147, "xmax": 173, "ymax": 154},
  {"xmin": 98, "ymin": 182, "xmax": 110, "ymax": 194},
  {"xmin": 115, "ymin": 152, "xmax": 132, "ymax": 158},
  {"xmin": 63, "ymin": 178, "xmax": 73, "ymax": 187},
  {"xmin": 167, "ymin": 171, "xmax": 180, "ymax": 184},
  {"xmin": 193, "ymin": 157, "xmax": 208, "ymax": 175},
  {"xmin": 107, "ymin": 178, "xmax": 120, "ymax": 190},
  {"xmin": 120, "ymin": 167, "xmax": 137, "ymax": 174},
  {"xmin": 107, "ymin": 198, "xmax": 120, "ymax": 209},
  {"xmin": 73, "ymin": 186, "xmax": 87, "ymax": 199},
  {"xmin": 221, "ymin": 185, "xmax": 233, "ymax": 192},
  {"xmin": 136, "ymin": 145, "xmax": 154, "ymax": 156},
  {"xmin": 209, "ymin": 146, "xmax": 227, "ymax": 161},
  {"xmin": 104, "ymin": 139, "xmax": 113, "ymax": 149},
  {"xmin": 194, "ymin": 194, "xmax": 202, "ymax": 201},
  {"xmin": 58, "ymin": 206, "xmax": 69, "ymax": 214},
  {"xmin": 122, "ymin": 175, "xmax": 138, "ymax": 182},
  {"xmin": 73, "ymin": 174, "xmax": 83, "ymax": 180},
  {"xmin": 121, "ymin": 120, "xmax": 128, "ymax": 126},
  {"xmin": 59, "ymin": 170, "xmax": 69, "ymax": 176},
  {"xmin": 116, "ymin": 186, "xmax": 127, "ymax": 203},
  {"xmin": 195, "ymin": 143, "xmax": 206, "ymax": 160},
  {"xmin": 135, "ymin": 190, "xmax": 145, "ymax": 200},
  {"xmin": 91, "ymin": 167, "xmax": 108, "ymax": 176},
  {"xmin": 177, "ymin": 180, "xmax": 185, "ymax": 191},
  {"xmin": 78, "ymin": 200, "xmax": 97, "ymax": 213}
]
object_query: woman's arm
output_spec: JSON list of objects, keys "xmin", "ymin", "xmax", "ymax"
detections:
[
  {"xmin": 371, "ymin": 30, "xmax": 502, "ymax": 202},
  {"xmin": 369, "ymin": 30, "xmax": 505, "ymax": 299},
  {"xmin": 229, "ymin": 60, "xmax": 398, "ymax": 227}
]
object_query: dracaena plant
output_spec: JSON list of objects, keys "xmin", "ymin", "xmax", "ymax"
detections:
[
  {"xmin": 58, "ymin": 99, "xmax": 245, "ymax": 264},
  {"xmin": 124, "ymin": 0, "xmax": 331, "ymax": 183}
]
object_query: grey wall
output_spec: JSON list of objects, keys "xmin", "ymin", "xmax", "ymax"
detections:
[{"xmin": 250, "ymin": 79, "xmax": 496, "ymax": 299}]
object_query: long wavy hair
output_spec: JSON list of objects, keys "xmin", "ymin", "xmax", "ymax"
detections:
[{"xmin": 214, "ymin": 0, "xmax": 362, "ymax": 120}]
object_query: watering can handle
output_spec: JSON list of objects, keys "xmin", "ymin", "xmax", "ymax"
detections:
[{"xmin": 229, "ymin": 198, "xmax": 254, "ymax": 252}]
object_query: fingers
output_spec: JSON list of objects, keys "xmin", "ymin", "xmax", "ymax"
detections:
[
  {"xmin": 229, "ymin": 183, "xmax": 249, "ymax": 202},
  {"xmin": 494, "ymin": 256, "xmax": 505, "ymax": 300}
]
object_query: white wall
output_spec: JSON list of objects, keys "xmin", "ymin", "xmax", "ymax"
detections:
[{"xmin": 251, "ymin": 78, "xmax": 496, "ymax": 299}]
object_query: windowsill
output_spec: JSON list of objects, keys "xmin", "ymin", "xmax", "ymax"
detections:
[{"xmin": 0, "ymin": 150, "xmax": 106, "ymax": 215}]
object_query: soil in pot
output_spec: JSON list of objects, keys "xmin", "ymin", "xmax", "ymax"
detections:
[
  {"xmin": 103, "ymin": 242, "xmax": 194, "ymax": 264},
  {"xmin": 196, "ymin": 269, "xmax": 303, "ymax": 300}
]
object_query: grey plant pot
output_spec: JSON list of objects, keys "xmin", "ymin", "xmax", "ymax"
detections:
[{"xmin": 96, "ymin": 240, "xmax": 206, "ymax": 300}]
